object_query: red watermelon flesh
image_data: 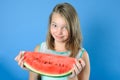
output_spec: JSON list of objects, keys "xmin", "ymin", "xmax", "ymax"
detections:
[{"xmin": 23, "ymin": 52, "xmax": 75, "ymax": 77}]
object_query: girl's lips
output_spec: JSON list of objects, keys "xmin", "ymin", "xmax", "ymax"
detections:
[{"xmin": 55, "ymin": 35, "xmax": 63, "ymax": 39}]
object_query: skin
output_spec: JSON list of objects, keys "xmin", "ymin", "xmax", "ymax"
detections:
[
  {"xmin": 50, "ymin": 13, "xmax": 69, "ymax": 52},
  {"xmin": 15, "ymin": 13, "xmax": 90, "ymax": 80}
]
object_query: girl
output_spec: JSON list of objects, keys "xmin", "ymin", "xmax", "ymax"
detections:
[{"xmin": 15, "ymin": 3, "xmax": 90, "ymax": 80}]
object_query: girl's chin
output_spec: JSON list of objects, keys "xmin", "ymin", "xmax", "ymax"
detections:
[
  {"xmin": 55, "ymin": 39, "xmax": 67, "ymax": 43},
  {"xmin": 54, "ymin": 38, "xmax": 64, "ymax": 42},
  {"xmin": 55, "ymin": 39, "xmax": 63, "ymax": 42}
]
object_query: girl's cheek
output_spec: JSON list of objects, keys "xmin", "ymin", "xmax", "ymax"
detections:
[{"xmin": 52, "ymin": 28, "xmax": 57, "ymax": 32}]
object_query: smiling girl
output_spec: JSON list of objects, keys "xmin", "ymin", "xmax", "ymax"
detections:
[{"xmin": 15, "ymin": 3, "xmax": 90, "ymax": 80}]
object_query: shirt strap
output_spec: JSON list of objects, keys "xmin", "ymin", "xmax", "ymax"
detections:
[
  {"xmin": 80, "ymin": 48, "xmax": 85, "ymax": 57},
  {"xmin": 76, "ymin": 48, "xmax": 86, "ymax": 59},
  {"xmin": 39, "ymin": 42, "xmax": 46, "ymax": 52}
]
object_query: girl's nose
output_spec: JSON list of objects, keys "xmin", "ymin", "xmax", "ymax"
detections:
[{"xmin": 57, "ymin": 27, "xmax": 62, "ymax": 35}]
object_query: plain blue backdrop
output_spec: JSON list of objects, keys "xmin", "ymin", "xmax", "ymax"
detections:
[{"xmin": 0, "ymin": 0, "xmax": 120, "ymax": 80}]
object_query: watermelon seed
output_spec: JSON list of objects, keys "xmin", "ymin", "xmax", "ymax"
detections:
[
  {"xmin": 55, "ymin": 63, "xmax": 58, "ymax": 66},
  {"xmin": 59, "ymin": 64, "xmax": 60, "ymax": 66},
  {"xmin": 48, "ymin": 62, "xmax": 52, "ymax": 64},
  {"xmin": 35, "ymin": 58, "xmax": 39, "ymax": 60},
  {"xmin": 44, "ymin": 61, "xmax": 47, "ymax": 64},
  {"xmin": 62, "ymin": 64, "xmax": 64, "ymax": 67}
]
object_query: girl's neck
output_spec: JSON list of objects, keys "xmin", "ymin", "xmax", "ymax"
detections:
[{"xmin": 54, "ymin": 41, "xmax": 67, "ymax": 52}]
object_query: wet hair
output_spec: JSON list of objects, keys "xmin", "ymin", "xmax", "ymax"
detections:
[{"xmin": 46, "ymin": 3, "xmax": 82, "ymax": 57}]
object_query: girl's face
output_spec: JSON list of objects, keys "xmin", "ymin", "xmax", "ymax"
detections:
[{"xmin": 50, "ymin": 13, "xmax": 69, "ymax": 43}]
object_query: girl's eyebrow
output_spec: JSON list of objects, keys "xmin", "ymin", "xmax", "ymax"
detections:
[
  {"xmin": 51, "ymin": 21, "xmax": 56, "ymax": 24},
  {"xmin": 51, "ymin": 21, "xmax": 67, "ymax": 27}
]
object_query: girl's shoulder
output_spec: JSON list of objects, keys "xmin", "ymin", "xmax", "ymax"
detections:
[
  {"xmin": 81, "ymin": 49, "xmax": 89, "ymax": 60},
  {"xmin": 76, "ymin": 48, "xmax": 89, "ymax": 59},
  {"xmin": 77, "ymin": 48, "xmax": 90, "ymax": 64},
  {"xmin": 34, "ymin": 42, "xmax": 46, "ymax": 52},
  {"xmin": 34, "ymin": 45, "xmax": 40, "ymax": 52},
  {"xmin": 40, "ymin": 42, "xmax": 48, "ymax": 50}
]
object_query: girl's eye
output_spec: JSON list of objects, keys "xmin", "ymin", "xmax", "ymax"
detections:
[
  {"xmin": 63, "ymin": 26, "xmax": 67, "ymax": 30},
  {"xmin": 52, "ymin": 24, "xmax": 57, "ymax": 27},
  {"xmin": 54, "ymin": 24, "xmax": 57, "ymax": 27}
]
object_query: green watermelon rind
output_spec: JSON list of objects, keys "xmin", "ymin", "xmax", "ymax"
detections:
[{"xmin": 24, "ymin": 62, "xmax": 72, "ymax": 77}]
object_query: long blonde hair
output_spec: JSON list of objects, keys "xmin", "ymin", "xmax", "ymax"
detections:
[{"xmin": 46, "ymin": 3, "xmax": 82, "ymax": 57}]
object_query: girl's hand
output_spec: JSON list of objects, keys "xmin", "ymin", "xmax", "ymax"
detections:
[
  {"xmin": 68, "ymin": 58, "xmax": 86, "ymax": 78},
  {"xmin": 15, "ymin": 51, "xmax": 27, "ymax": 70}
]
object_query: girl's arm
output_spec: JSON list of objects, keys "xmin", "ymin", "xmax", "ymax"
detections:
[
  {"xmin": 29, "ymin": 45, "xmax": 41, "ymax": 80},
  {"xmin": 29, "ymin": 72, "xmax": 41, "ymax": 80},
  {"xmin": 77, "ymin": 51, "xmax": 90, "ymax": 80}
]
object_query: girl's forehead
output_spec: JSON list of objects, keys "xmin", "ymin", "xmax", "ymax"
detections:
[{"xmin": 51, "ymin": 13, "xmax": 67, "ymax": 26}]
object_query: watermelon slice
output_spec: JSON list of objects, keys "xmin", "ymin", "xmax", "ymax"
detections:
[{"xmin": 23, "ymin": 51, "xmax": 75, "ymax": 77}]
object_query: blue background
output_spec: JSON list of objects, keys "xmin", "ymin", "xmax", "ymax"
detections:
[{"xmin": 0, "ymin": 0, "xmax": 120, "ymax": 80}]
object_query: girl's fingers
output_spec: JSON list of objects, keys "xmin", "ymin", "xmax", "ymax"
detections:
[
  {"xmin": 15, "ymin": 52, "xmax": 20, "ymax": 61},
  {"xmin": 15, "ymin": 51, "xmax": 25, "ymax": 61},
  {"xmin": 74, "ymin": 64, "xmax": 80, "ymax": 75},
  {"xmin": 75, "ymin": 60, "xmax": 82, "ymax": 74},
  {"xmin": 15, "ymin": 52, "xmax": 21, "ymax": 61},
  {"xmin": 78, "ymin": 58, "xmax": 86, "ymax": 68},
  {"xmin": 70, "ymin": 59, "xmax": 86, "ymax": 78},
  {"xmin": 18, "ymin": 55, "xmax": 27, "ymax": 70},
  {"xmin": 69, "ymin": 62, "xmax": 82, "ymax": 78},
  {"xmin": 14, "ymin": 51, "xmax": 27, "ymax": 70},
  {"xmin": 20, "ymin": 61, "xmax": 26, "ymax": 70},
  {"xmin": 68, "ymin": 67, "xmax": 76, "ymax": 78},
  {"xmin": 18, "ymin": 56, "xmax": 24, "ymax": 66}
]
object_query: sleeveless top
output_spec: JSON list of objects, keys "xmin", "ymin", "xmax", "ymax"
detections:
[{"xmin": 38, "ymin": 42, "xmax": 86, "ymax": 80}]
